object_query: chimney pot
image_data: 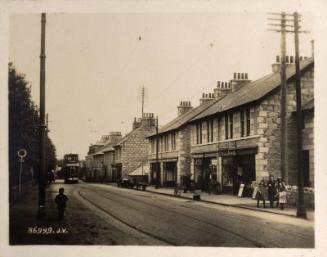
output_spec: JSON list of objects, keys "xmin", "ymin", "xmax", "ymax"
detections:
[
  {"xmin": 237, "ymin": 73, "xmax": 240, "ymax": 79},
  {"xmin": 245, "ymin": 73, "xmax": 248, "ymax": 79},
  {"xmin": 290, "ymin": 56, "xmax": 294, "ymax": 63},
  {"xmin": 234, "ymin": 73, "xmax": 237, "ymax": 79},
  {"xmin": 217, "ymin": 81, "xmax": 220, "ymax": 87},
  {"xmin": 241, "ymin": 73, "xmax": 244, "ymax": 79},
  {"xmin": 285, "ymin": 56, "xmax": 289, "ymax": 63},
  {"xmin": 202, "ymin": 93, "xmax": 205, "ymax": 98},
  {"xmin": 276, "ymin": 55, "xmax": 280, "ymax": 63}
]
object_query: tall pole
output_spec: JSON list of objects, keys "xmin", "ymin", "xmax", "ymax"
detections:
[
  {"xmin": 141, "ymin": 86, "xmax": 145, "ymax": 118},
  {"xmin": 38, "ymin": 13, "xmax": 46, "ymax": 218},
  {"xmin": 280, "ymin": 12, "xmax": 288, "ymax": 182},
  {"xmin": 155, "ymin": 116, "xmax": 159, "ymax": 187},
  {"xmin": 294, "ymin": 12, "xmax": 307, "ymax": 218}
]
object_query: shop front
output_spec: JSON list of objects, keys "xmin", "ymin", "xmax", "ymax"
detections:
[
  {"xmin": 163, "ymin": 161, "xmax": 177, "ymax": 187},
  {"xmin": 150, "ymin": 162, "xmax": 161, "ymax": 186},
  {"xmin": 219, "ymin": 148, "xmax": 257, "ymax": 196},
  {"xmin": 193, "ymin": 154, "xmax": 217, "ymax": 191}
]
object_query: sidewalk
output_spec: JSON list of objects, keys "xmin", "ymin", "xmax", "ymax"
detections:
[
  {"xmin": 10, "ymin": 182, "xmax": 123, "ymax": 245},
  {"xmin": 145, "ymin": 185, "xmax": 314, "ymax": 221}
]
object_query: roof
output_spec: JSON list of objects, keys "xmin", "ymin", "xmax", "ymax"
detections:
[
  {"xmin": 147, "ymin": 98, "xmax": 222, "ymax": 137},
  {"xmin": 128, "ymin": 163, "xmax": 150, "ymax": 176},
  {"xmin": 115, "ymin": 126, "xmax": 142, "ymax": 147},
  {"xmin": 191, "ymin": 58, "xmax": 313, "ymax": 122}
]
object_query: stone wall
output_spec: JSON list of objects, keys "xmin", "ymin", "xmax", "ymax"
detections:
[
  {"xmin": 303, "ymin": 111, "xmax": 314, "ymax": 185},
  {"xmin": 121, "ymin": 127, "xmax": 155, "ymax": 178},
  {"xmin": 286, "ymin": 68, "xmax": 314, "ymax": 185},
  {"xmin": 177, "ymin": 125, "xmax": 192, "ymax": 183}
]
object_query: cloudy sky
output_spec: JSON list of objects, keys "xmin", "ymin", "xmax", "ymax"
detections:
[{"xmin": 9, "ymin": 12, "xmax": 313, "ymax": 159}]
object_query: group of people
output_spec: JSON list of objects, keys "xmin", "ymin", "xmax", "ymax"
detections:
[{"xmin": 255, "ymin": 175, "xmax": 288, "ymax": 210}]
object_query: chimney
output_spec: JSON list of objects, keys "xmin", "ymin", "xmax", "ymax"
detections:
[
  {"xmin": 214, "ymin": 81, "xmax": 232, "ymax": 98},
  {"xmin": 272, "ymin": 55, "xmax": 308, "ymax": 73},
  {"xmin": 177, "ymin": 101, "xmax": 193, "ymax": 116},
  {"xmin": 141, "ymin": 113, "xmax": 156, "ymax": 128},
  {"xmin": 133, "ymin": 117, "xmax": 142, "ymax": 130},
  {"xmin": 199, "ymin": 92, "xmax": 215, "ymax": 105},
  {"xmin": 108, "ymin": 132, "xmax": 122, "ymax": 144},
  {"xmin": 230, "ymin": 72, "xmax": 251, "ymax": 92}
]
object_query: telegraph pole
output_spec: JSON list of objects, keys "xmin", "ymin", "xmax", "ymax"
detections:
[
  {"xmin": 268, "ymin": 12, "xmax": 288, "ymax": 181},
  {"xmin": 293, "ymin": 12, "xmax": 306, "ymax": 218},
  {"xmin": 141, "ymin": 86, "xmax": 145, "ymax": 118},
  {"xmin": 268, "ymin": 12, "xmax": 309, "ymax": 218},
  {"xmin": 155, "ymin": 116, "xmax": 160, "ymax": 188},
  {"xmin": 38, "ymin": 13, "xmax": 47, "ymax": 218}
]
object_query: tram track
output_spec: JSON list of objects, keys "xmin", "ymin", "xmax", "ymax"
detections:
[
  {"xmin": 78, "ymin": 186, "xmax": 267, "ymax": 247},
  {"xmin": 92, "ymin": 185, "xmax": 311, "ymax": 240},
  {"xmin": 76, "ymin": 188, "xmax": 176, "ymax": 246}
]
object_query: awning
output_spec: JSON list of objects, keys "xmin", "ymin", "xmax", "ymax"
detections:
[{"xmin": 129, "ymin": 164, "xmax": 149, "ymax": 176}]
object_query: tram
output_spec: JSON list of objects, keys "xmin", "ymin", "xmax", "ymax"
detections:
[{"xmin": 63, "ymin": 153, "xmax": 80, "ymax": 183}]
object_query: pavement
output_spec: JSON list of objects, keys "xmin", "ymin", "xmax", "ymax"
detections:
[{"xmin": 143, "ymin": 185, "xmax": 315, "ymax": 221}]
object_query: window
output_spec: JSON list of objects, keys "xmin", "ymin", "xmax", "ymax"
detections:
[
  {"xmin": 171, "ymin": 132, "xmax": 176, "ymax": 150},
  {"xmin": 246, "ymin": 108, "xmax": 251, "ymax": 136},
  {"xmin": 241, "ymin": 109, "xmax": 251, "ymax": 137},
  {"xmin": 151, "ymin": 139, "xmax": 155, "ymax": 153},
  {"xmin": 225, "ymin": 115, "xmax": 228, "ymax": 139},
  {"xmin": 196, "ymin": 122, "xmax": 202, "ymax": 144},
  {"xmin": 229, "ymin": 113, "xmax": 233, "ymax": 139},
  {"xmin": 160, "ymin": 136, "xmax": 164, "ymax": 152},
  {"xmin": 164, "ymin": 135, "xmax": 169, "ymax": 152},
  {"xmin": 207, "ymin": 120, "xmax": 214, "ymax": 143},
  {"xmin": 240, "ymin": 110, "xmax": 245, "ymax": 137}
]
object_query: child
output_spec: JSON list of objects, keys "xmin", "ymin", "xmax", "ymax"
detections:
[
  {"xmin": 55, "ymin": 187, "xmax": 68, "ymax": 220},
  {"xmin": 276, "ymin": 187, "xmax": 287, "ymax": 210}
]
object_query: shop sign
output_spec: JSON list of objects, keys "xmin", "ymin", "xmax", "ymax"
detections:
[{"xmin": 218, "ymin": 149, "xmax": 236, "ymax": 157}]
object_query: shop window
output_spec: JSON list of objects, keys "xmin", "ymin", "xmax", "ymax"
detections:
[{"xmin": 303, "ymin": 150, "xmax": 310, "ymax": 187}]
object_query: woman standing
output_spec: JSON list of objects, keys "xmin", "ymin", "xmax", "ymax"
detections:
[
  {"xmin": 256, "ymin": 178, "xmax": 267, "ymax": 208},
  {"xmin": 267, "ymin": 175, "xmax": 277, "ymax": 208}
]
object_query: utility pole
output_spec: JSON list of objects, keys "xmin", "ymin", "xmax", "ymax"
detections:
[
  {"xmin": 268, "ymin": 12, "xmax": 309, "ymax": 218},
  {"xmin": 268, "ymin": 12, "xmax": 288, "ymax": 182},
  {"xmin": 38, "ymin": 13, "xmax": 47, "ymax": 218},
  {"xmin": 293, "ymin": 12, "xmax": 307, "ymax": 218},
  {"xmin": 155, "ymin": 116, "xmax": 160, "ymax": 188},
  {"xmin": 141, "ymin": 86, "xmax": 145, "ymax": 118}
]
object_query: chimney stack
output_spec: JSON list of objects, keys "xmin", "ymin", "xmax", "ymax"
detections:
[
  {"xmin": 141, "ymin": 113, "xmax": 156, "ymax": 128},
  {"xmin": 177, "ymin": 101, "xmax": 193, "ymax": 116},
  {"xmin": 199, "ymin": 92, "xmax": 215, "ymax": 105},
  {"xmin": 272, "ymin": 55, "xmax": 309, "ymax": 73},
  {"xmin": 214, "ymin": 81, "xmax": 232, "ymax": 98},
  {"xmin": 230, "ymin": 72, "xmax": 251, "ymax": 92}
]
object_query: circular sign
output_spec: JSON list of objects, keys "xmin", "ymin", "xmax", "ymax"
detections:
[{"xmin": 17, "ymin": 149, "xmax": 27, "ymax": 158}]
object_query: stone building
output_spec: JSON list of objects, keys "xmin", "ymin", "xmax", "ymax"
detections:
[
  {"xmin": 189, "ymin": 56, "xmax": 314, "ymax": 195},
  {"xmin": 147, "ymin": 96, "xmax": 220, "ymax": 187},
  {"xmin": 85, "ymin": 132, "xmax": 122, "ymax": 182},
  {"xmin": 112, "ymin": 113, "xmax": 156, "ymax": 180}
]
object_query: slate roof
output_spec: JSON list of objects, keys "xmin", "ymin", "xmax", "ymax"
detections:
[
  {"xmin": 147, "ymin": 98, "xmax": 223, "ymax": 138},
  {"xmin": 191, "ymin": 58, "xmax": 313, "ymax": 122}
]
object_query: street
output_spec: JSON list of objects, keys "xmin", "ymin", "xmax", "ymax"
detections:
[{"xmin": 24, "ymin": 180, "xmax": 313, "ymax": 247}]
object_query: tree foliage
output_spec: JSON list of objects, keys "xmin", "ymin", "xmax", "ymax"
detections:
[{"xmin": 9, "ymin": 63, "xmax": 57, "ymax": 185}]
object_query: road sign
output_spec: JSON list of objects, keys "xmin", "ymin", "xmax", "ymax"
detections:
[{"xmin": 17, "ymin": 149, "xmax": 27, "ymax": 159}]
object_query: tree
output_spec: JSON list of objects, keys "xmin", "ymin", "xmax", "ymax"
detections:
[{"xmin": 9, "ymin": 63, "xmax": 57, "ymax": 187}]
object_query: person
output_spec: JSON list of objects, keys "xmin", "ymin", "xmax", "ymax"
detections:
[
  {"xmin": 256, "ymin": 178, "xmax": 267, "ymax": 208},
  {"xmin": 275, "ymin": 177, "xmax": 286, "ymax": 208},
  {"xmin": 55, "ymin": 187, "xmax": 68, "ymax": 220},
  {"xmin": 276, "ymin": 186, "xmax": 287, "ymax": 210},
  {"xmin": 267, "ymin": 175, "xmax": 277, "ymax": 208}
]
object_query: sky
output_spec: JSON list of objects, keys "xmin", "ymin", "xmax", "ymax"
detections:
[{"xmin": 9, "ymin": 12, "xmax": 313, "ymax": 159}]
